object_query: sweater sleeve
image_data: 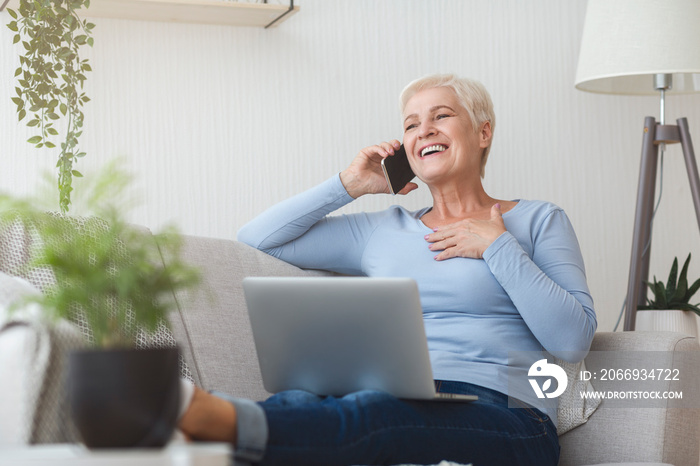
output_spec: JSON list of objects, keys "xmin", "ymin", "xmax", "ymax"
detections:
[
  {"xmin": 236, "ymin": 174, "xmax": 374, "ymax": 275},
  {"xmin": 482, "ymin": 208, "xmax": 597, "ymax": 363}
]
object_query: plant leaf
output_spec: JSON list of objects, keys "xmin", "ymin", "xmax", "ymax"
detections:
[
  {"xmin": 672, "ymin": 254, "xmax": 691, "ymax": 303},
  {"xmin": 666, "ymin": 256, "xmax": 679, "ymax": 298},
  {"xmin": 686, "ymin": 278, "xmax": 700, "ymax": 302},
  {"xmin": 674, "ymin": 303, "xmax": 700, "ymax": 317},
  {"xmin": 679, "ymin": 253, "xmax": 691, "ymax": 281},
  {"xmin": 653, "ymin": 280, "xmax": 668, "ymax": 308},
  {"xmin": 672, "ymin": 272, "xmax": 688, "ymax": 303}
]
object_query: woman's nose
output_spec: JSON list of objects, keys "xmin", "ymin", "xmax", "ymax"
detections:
[{"xmin": 417, "ymin": 122, "xmax": 436, "ymax": 139}]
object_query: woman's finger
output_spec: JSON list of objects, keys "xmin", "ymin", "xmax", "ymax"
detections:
[
  {"xmin": 397, "ymin": 182, "xmax": 419, "ymax": 195},
  {"xmin": 428, "ymin": 235, "xmax": 457, "ymax": 252}
]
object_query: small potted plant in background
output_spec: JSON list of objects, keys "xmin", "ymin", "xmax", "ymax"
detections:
[
  {"xmin": 636, "ymin": 253, "xmax": 700, "ymax": 337},
  {"xmin": 0, "ymin": 165, "xmax": 201, "ymax": 449}
]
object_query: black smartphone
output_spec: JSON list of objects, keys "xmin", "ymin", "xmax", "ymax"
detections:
[{"xmin": 380, "ymin": 144, "xmax": 415, "ymax": 195}]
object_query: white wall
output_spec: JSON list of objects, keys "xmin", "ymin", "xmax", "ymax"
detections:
[{"xmin": 2, "ymin": 0, "xmax": 700, "ymax": 333}]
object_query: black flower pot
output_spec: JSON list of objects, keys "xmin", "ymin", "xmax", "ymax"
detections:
[{"xmin": 67, "ymin": 347, "xmax": 181, "ymax": 449}]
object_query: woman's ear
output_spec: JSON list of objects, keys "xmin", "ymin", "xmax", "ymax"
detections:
[{"xmin": 479, "ymin": 121, "xmax": 492, "ymax": 148}]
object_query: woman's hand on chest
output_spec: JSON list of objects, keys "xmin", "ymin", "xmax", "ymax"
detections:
[{"xmin": 424, "ymin": 203, "xmax": 506, "ymax": 260}]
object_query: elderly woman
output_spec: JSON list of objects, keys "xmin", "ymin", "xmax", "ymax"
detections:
[{"xmin": 179, "ymin": 74, "xmax": 597, "ymax": 466}]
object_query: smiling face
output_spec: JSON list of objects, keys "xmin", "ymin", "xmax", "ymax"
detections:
[{"xmin": 402, "ymin": 86, "xmax": 492, "ymax": 188}]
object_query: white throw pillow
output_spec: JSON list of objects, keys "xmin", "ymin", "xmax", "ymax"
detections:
[
  {"xmin": 0, "ymin": 271, "xmax": 83, "ymax": 445},
  {"xmin": 0, "ymin": 272, "xmax": 44, "ymax": 445},
  {"xmin": 0, "ymin": 273, "xmax": 43, "ymax": 324}
]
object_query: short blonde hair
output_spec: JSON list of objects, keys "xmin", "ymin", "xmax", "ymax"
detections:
[{"xmin": 399, "ymin": 74, "xmax": 495, "ymax": 178}]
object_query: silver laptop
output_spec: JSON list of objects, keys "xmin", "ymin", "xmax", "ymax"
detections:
[{"xmin": 242, "ymin": 276, "xmax": 477, "ymax": 402}]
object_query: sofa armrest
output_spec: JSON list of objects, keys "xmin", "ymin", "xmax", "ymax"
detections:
[
  {"xmin": 166, "ymin": 239, "xmax": 332, "ymax": 399},
  {"xmin": 558, "ymin": 331, "xmax": 699, "ymax": 466}
]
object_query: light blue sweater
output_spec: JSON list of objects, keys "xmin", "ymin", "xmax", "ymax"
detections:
[{"xmin": 237, "ymin": 174, "xmax": 597, "ymax": 424}]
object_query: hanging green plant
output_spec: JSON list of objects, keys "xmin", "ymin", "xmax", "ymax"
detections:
[{"xmin": 6, "ymin": 0, "xmax": 95, "ymax": 213}]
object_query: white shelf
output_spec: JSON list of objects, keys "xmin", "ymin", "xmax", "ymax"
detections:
[{"xmin": 0, "ymin": 0, "xmax": 299, "ymax": 27}]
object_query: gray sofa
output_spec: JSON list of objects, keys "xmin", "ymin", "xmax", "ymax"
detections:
[{"xmin": 1, "ymin": 225, "xmax": 699, "ymax": 465}]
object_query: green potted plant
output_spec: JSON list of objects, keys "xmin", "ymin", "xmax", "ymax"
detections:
[
  {"xmin": 636, "ymin": 253, "xmax": 700, "ymax": 337},
  {"xmin": 0, "ymin": 166, "xmax": 201, "ymax": 448}
]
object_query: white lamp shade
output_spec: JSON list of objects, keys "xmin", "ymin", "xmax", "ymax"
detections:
[{"xmin": 575, "ymin": 0, "xmax": 700, "ymax": 95}]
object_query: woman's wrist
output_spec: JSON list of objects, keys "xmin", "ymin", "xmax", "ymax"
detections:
[{"xmin": 339, "ymin": 169, "xmax": 364, "ymax": 199}]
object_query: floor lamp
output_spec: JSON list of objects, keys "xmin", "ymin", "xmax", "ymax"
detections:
[{"xmin": 574, "ymin": 0, "xmax": 700, "ymax": 331}]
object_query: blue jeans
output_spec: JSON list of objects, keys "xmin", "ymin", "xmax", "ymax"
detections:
[{"xmin": 215, "ymin": 380, "xmax": 559, "ymax": 466}]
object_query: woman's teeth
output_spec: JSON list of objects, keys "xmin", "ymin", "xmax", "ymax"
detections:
[{"xmin": 421, "ymin": 144, "xmax": 447, "ymax": 157}]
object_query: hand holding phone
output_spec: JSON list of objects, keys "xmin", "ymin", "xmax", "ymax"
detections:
[{"xmin": 381, "ymin": 144, "xmax": 416, "ymax": 195}]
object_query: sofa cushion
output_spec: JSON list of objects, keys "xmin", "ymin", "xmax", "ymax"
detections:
[
  {"xmin": 0, "ymin": 216, "xmax": 194, "ymax": 382},
  {"xmin": 165, "ymin": 238, "xmax": 331, "ymax": 399},
  {"xmin": 0, "ymin": 218, "xmax": 56, "ymax": 292}
]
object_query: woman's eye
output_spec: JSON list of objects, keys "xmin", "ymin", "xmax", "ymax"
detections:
[
  {"xmin": 405, "ymin": 123, "xmax": 417, "ymax": 131},
  {"xmin": 436, "ymin": 114, "xmax": 450, "ymax": 120}
]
